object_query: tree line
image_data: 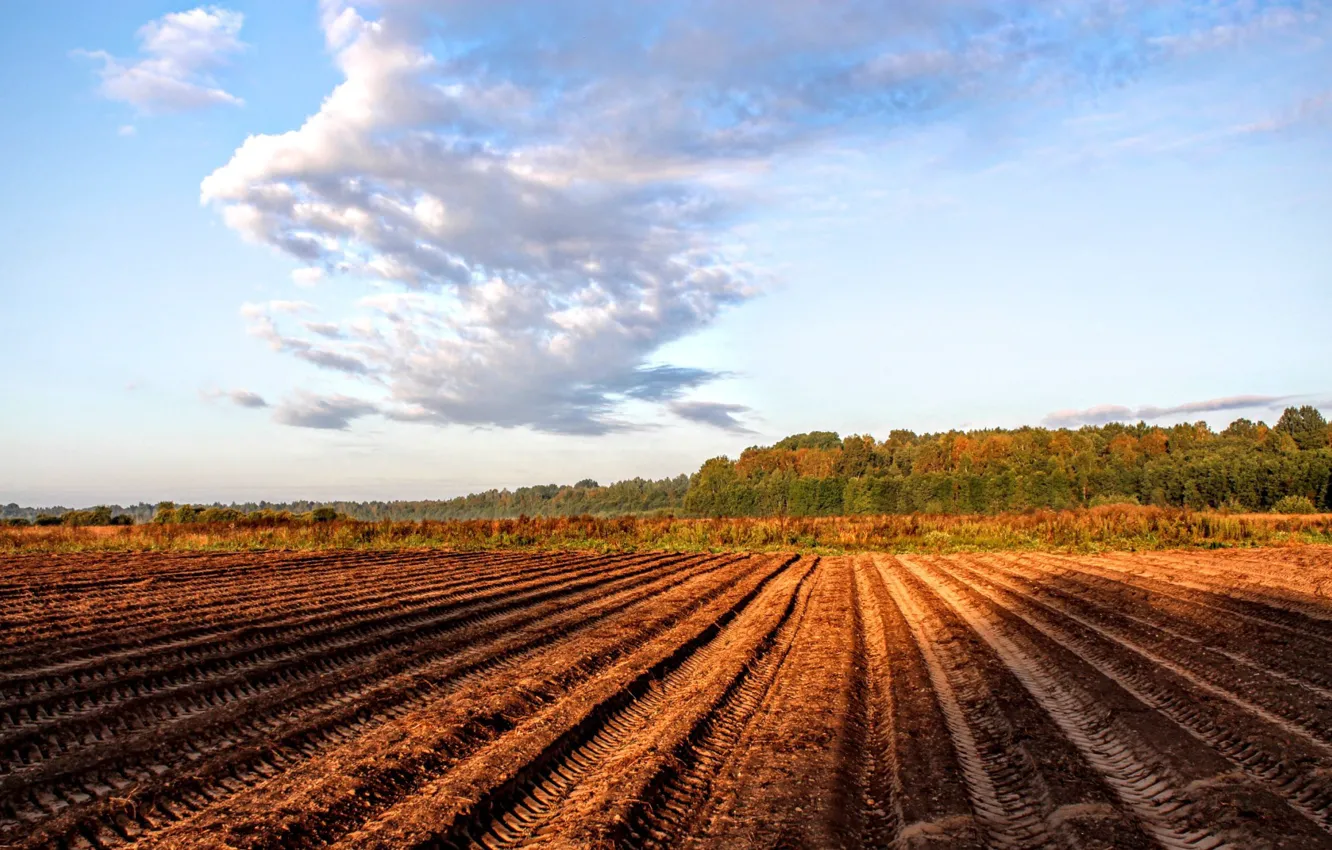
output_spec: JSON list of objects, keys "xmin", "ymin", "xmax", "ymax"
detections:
[
  {"xmin": 683, "ymin": 407, "xmax": 1331, "ymax": 517},
  {"xmin": 4, "ymin": 407, "xmax": 1328, "ymax": 525}
]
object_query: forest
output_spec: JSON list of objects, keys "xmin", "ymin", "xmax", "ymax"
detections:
[
  {"xmin": 3, "ymin": 407, "xmax": 1328, "ymax": 525},
  {"xmin": 682, "ymin": 406, "xmax": 1331, "ymax": 517}
]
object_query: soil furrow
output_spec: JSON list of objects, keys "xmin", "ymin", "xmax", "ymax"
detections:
[
  {"xmin": 0, "ymin": 553, "xmax": 684, "ymax": 777},
  {"xmin": 879, "ymin": 557, "xmax": 1064, "ymax": 849},
  {"xmin": 0, "ymin": 554, "xmax": 718, "ymax": 843},
  {"xmin": 977, "ymin": 557, "xmax": 1332, "ymax": 756},
  {"xmin": 424, "ymin": 557, "xmax": 813, "ymax": 850},
  {"xmin": 671, "ymin": 556, "xmax": 864, "ymax": 849},
  {"xmin": 125, "ymin": 554, "xmax": 777, "ymax": 850},
  {"xmin": 950, "ymin": 555, "xmax": 1332, "ymax": 844},
  {"xmin": 5, "ymin": 545, "xmax": 1332, "ymax": 849},
  {"xmin": 0, "ymin": 551, "xmax": 641, "ymax": 729},
  {"xmin": 998, "ymin": 554, "xmax": 1332, "ymax": 699},
  {"xmin": 906, "ymin": 556, "xmax": 1225, "ymax": 850},
  {"xmin": 586, "ymin": 558, "xmax": 822, "ymax": 849},
  {"xmin": 0, "ymin": 551, "xmax": 588, "ymax": 685}
]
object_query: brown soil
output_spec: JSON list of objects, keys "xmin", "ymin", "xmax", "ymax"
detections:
[{"xmin": 4, "ymin": 546, "xmax": 1332, "ymax": 848}]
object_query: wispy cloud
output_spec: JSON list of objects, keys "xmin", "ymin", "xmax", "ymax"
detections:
[
  {"xmin": 669, "ymin": 401, "xmax": 755, "ymax": 434},
  {"xmin": 273, "ymin": 393, "xmax": 377, "ymax": 430},
  {"xmin": 227, "ymin": 389, "xmax": 268, "ymax": 409},
  {"xmin": 77, "ymin": 6, "xmax": 245, "ymax": 113},
  {"xmin": 1043, "ymin": 395, "xmax": 1295, "ymax": 428},
  {"xmin": 201, "ymin": 387, "xmax": 269, "ymax": 408},
  {"xmin": 1042, "ymin": 405, "xmax": 1136, "ymax": 428},
  {"xmin": 1233, "ymin": 90, "xmax": 1332, "ymax": 137}
]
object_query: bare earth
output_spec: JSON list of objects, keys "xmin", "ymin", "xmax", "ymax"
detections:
[{"xmin": 4, "ymin": 546, "xmax": 1332, "ymax": 848}]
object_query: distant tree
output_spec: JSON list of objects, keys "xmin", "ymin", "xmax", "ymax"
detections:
[
  {"xmin": 837, "ymin": 435, "xmax": 876, "ymax": 477},
  {"xmin": 773, "ymin": 431, "xmax": 842, "ymax": 451},
  {"xmin": 1089, "ymin": 493, "xmax": 1140, "ymax": 507},
  {"xmin": 1265, "ymin": 430, "xmax": 1300, "ymax": 455},
  {"xmin": 684, "ymin": 457, "xmax": 740, "ymax": 517},
  {"xmin": 62, "ymin": 506, "xmax": 113, "ymax": 526},
  {"xmin": 199, "ymin": 507, "xmax": 244, "ymax": 523},
  {"xmin": 1276, "ymin": 406, "xmax": 1329, "ymax": 451},
  {"xmin": 1222, "ymin": 418, "xmax": 1259, "ymax": 439},
  {"xmin": 574, "ymin": 479, "xmax": 600, "ymax": 489}
]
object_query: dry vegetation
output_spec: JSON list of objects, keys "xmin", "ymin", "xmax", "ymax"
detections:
[
  {"xmin": 5, "ymin": 545, "xmax": 1332, "ymax": 847},
  {"xmin": 3, "ymin": 506, "xmax": 1331, "ymax": 555}
]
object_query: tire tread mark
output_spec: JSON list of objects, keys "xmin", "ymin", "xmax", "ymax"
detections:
[
  {"xmin": 879, "ymin": 557, "xmax": 1060, "ymax": 850},
  {"xmin": 953, "ymin": 555, "xmax": 1332, "ymax": 838},
  {"xmin": 613, "ymin": 559, "xmax": 822, "ymax": 849},
  {"xmin": 425, "ymin": 556, "xmax": 809, "ymax": 850},
  {"xmin": 906, "ymin": 556, "xmax": 1228, "ymax": 850}
]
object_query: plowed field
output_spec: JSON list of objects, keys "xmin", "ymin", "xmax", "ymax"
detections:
[{"xmin": 4, "ymin": 546, "xmax": 1332, "ymax": 848}]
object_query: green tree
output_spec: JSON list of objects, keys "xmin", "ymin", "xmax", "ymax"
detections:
[
  {"xmin": 683, "ymin": 457, "xmax": 740, "ymax": 517},
  {"xmin": 1276, "ymin": 406, "xmax": 1329, "ymax": 451}
]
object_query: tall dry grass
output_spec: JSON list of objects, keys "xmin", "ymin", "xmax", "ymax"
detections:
[{"xmin": 3, "ymin": 506, "xmax": 1331, "ymax": 555}]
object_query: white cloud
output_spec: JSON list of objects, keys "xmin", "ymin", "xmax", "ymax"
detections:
[
  {"xmin": 118, "ymin": 124, "xmax": 137, "ymax": 137},
  {"xmin": 204, "ymin": 1, "xmax": 763, "ymax": 433},
  {"xmin": 291, "ymin": 267, "xmax": 326, "ymax": 287},
  {"xmin": 78, "ymin": 6, "xmax": 246, "ymax": 113},
  {"xmin": 201, "ymin": 0, "xmax": 1322, "ymax": 434}
]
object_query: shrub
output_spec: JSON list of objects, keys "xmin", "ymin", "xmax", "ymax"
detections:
[
  {"xmin": 2, "ymin": 518, "xmax": 31, "ymax": 527},
  {"xmin": 62, "ymin": 506, "xmax": 113, "ymax": 526},
  {"xmin": 311, "ymin": 507, "xmax": 339, "ymax": 522},
  {"xmin": 199, "ymin": 507, "xmax": 244, "ymax": 523},
  {"xmin": 34, "ymin": 515, "xmax": 63, "ymax": 526},
  {"xmin": 1272, "ymin": 495, "xmax": 1318, "ymax": 515}
]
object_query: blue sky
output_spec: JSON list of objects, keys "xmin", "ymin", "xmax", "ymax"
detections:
[{"xmin": 1, "ymin": 0, "xmax": 1329, "ymax": 506}]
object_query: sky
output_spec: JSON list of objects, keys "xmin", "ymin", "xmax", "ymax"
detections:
[{"xmin": 1, "ymin": 0, "xmax": 1329, "ymax": 507}]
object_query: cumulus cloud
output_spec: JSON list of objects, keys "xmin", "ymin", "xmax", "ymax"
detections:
[
  {"xmin": 273, "ymin": 392, "xmax": 378, "ymax": 430},
  {"xmin": 669, "ymin": 401, "xmax": 755, "ymax": 434},
  {"xmin": 204, "ymin": 0, "xmax": 1315, "ymax": 433},
  {"xmin": 1043, "ymin": 395, "xmax": 1293, "ymax": 428},
  {"xmin": 78, "ymin": 6, "xmax": 245, "ymax": 113}
]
